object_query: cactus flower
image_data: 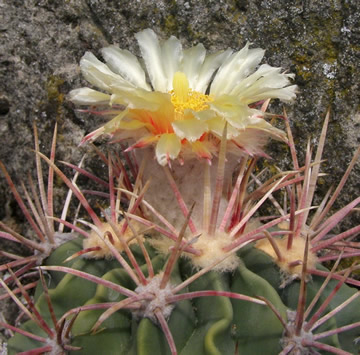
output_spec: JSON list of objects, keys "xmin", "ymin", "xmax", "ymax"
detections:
[{"xmin": 69, "ymin": 29, "xmax": 297, "ymax": 166}]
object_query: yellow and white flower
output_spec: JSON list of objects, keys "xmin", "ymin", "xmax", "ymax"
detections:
[{"xmin": 69, "ymin": 29, "xmax": 297, "ymax": 166}]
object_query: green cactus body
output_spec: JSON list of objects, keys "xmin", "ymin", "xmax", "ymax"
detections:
[
  {"xmin": 240, "ymin": 246, "xmax": 360, "ymax": 354},
  {"xmin": 7, "ymin": 237, "xmax": 360, "ymax": 354}
]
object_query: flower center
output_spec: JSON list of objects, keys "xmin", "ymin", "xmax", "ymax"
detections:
[{"xmin": 170, "ymin": 72, "xmax": 213, "ymax": 120}]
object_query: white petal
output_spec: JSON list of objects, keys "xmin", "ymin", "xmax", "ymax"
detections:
[
  {"xmin": 206, "ymin": 117, "xmax": 240, "ymax": 139},
  {"xmin": 210, "ymin": 95, "xmax": 255, "ymax": 129},
  {"xmin": 245, "ymin": 114, "xmax": 287, "ymax": 141},
  {"xmin": 253, "ymin": 65, "xmax": 293, "ymax": 88},
  {"xmin": 210, "ymin": 43, "xmax": 265, "ymax": 96},
  {"xmin": 110, "ymin": 89, "xmax": 171, "ymax": 112},
  {"xmin": 231, "ymin": 64, "xmax": 297, "ymax": 103},
  {"xmin": 229, "ymin": 117, "xmax": 287, "ymax": 156},
  {"xmin": 161, "ymin": 36, "xmax": 183, "ymax": 91},
  {"xmin": 101, "ymin": 46, "xmax": 151, "ymax": 90},
  {"xmin": 230, "ymin": 64, "xmax": 276, "ymax": 95},
  {"xmin": 192, "ymin": 109, "xmax": 217, "ymax": 121},
  {"xmin": 68, "ymin": 88, "xmax": 111, "ymax": 105},
  {"xmin": 156, "ymin": 133, "xmax": 181, "ymax": 166},
  {"xmin": 180, "ymin": 43, "xmax": 206, "ymax": 89},
  {"xmin": 102, "ymin": 109, "xmax": 129, "ymax": 134},
  {"xmin": 172, "ymin": 117, "xmax": 207, "ymax": 142},
  {"xmin": 117, "ymin": 120, "xmax": 147, "ymax": 130},
  {"xmin": 194, "ymin": 49, "xmax": 232, "ymax": 93},
  {"xmin": 80, "ymin": 52, "xmax": 134, "ymax": 92},
  {"xmin": 233, "ymin": 64, "xmax": 288, "ymax": 88},
  {"xmin": 230, "ymin": 128, "xmax": 269, "ymax": 156},
  {"xmin": 242, "ymin": 85, "xmax": 298, "ymax": 103},
  {"xmin": 135, "ymin": 29, "xmax": 167, "ymax": 92}
]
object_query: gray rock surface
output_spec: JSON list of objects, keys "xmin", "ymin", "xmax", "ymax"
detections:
[{"xmin": 0, "ymin": 0, "xmax": 359, "ymax": 226}]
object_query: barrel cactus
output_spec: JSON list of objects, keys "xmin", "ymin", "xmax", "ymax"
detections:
[{"xmin": 1, "ymin": 29, "xmax": 359, "ymax": 355}]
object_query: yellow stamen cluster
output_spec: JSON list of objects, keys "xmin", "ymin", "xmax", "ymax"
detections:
[{"xmin": 170, "ymin": 72, "xmax": 213, "ymax": 119}]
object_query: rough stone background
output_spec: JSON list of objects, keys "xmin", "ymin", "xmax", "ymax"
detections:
[{"xmin": 0, "ymin": 0, "xmax": 359, "ymax": 229}]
